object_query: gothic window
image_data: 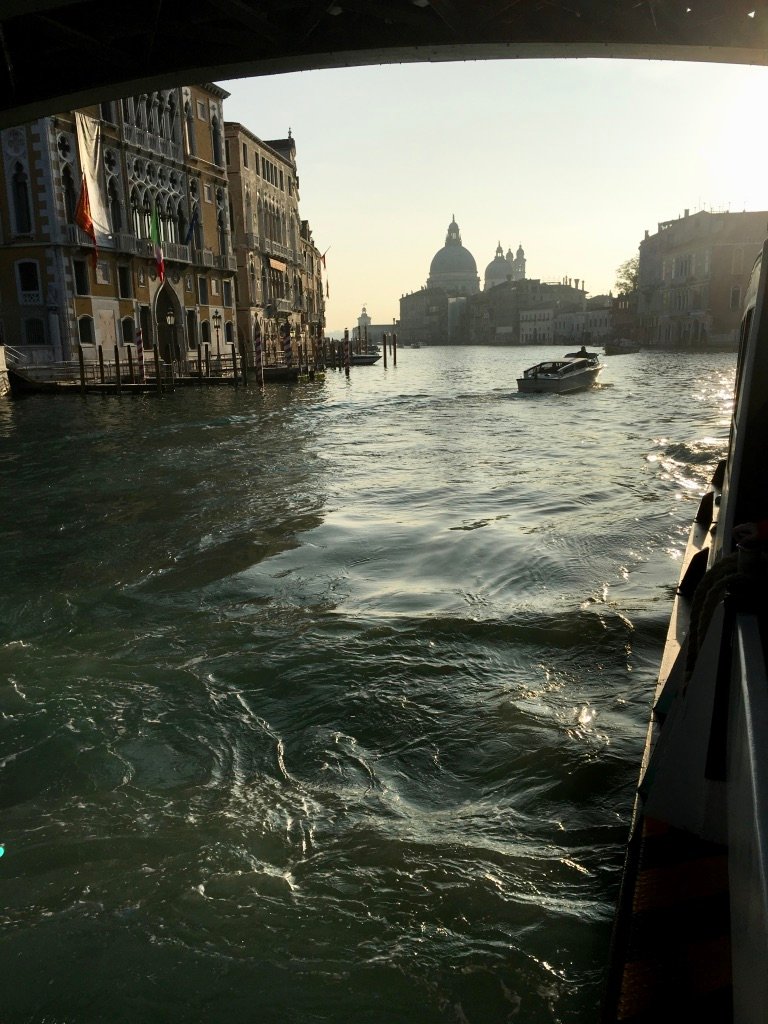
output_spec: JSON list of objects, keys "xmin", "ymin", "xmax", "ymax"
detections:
[
  {"xmin": 177, "ymin": 204, "xmax": 187, "ymax": 248},
  {"xmin": 158, "ymin": 95, "xmax": 168, "ymax": 138},
  {"xmin": 245, "ymin": 189, "xmax": 252, "ymax": 235},
  {"xmin": 165, "ymin": 197, "xmax": 177, "ymax": 243},
  {"xmin": 225, "ymin": 321, "xmax": 234, "ymax": 344},
  {"xmin": 168, "ymin": 95, "xmax": 179, "ymax": 143},
  {"xmin": 194, "ymin": 205, "xmax": 202, "ymax": 250},
  {"xmin": 201, "ymin": 320, "xmax": 211, "ymax": 345},
  {"xmin": 62, "ymin": 165, "xmax": 77, "ymax": 224},
  {"xmin": 12, "ymin": 162, "xmax": 32, "ymax": 234},
  {"xmin": 121, "ymin": 97, "xmax": 133, "ymax": 124},
  {"xmin": 108, "ymin": 178, "xmax": 122, "ymax": 233},
  {"xmin": 130, "ymin": 188, "xmax": 141, "ymax": 236},
  {"xmin": 142, "ymin": 191, "xmax": 152, "ymax": 237},
  {"xmin": 211, "ymin": 114, "xmax": 223, "ymax": 167},
  {"xmin": 218, "ymin": 211, "xmax": 227, "ymax": 255},
  {"xmin": 184, "ymin": 102, "xmax": 196, "ymax": 155}
]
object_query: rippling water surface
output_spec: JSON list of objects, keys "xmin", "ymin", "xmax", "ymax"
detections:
[{"xmin": 0, "ymin": 347, "xmax": 736, "ymax": 1023}]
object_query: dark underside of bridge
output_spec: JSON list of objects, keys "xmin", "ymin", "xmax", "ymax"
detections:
[{"xmin": 0, "ymin": 0, "xmax": 767, "ymax": 128}]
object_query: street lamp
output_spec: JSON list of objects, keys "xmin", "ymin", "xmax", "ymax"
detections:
[
  {"xmin": 212, "ymin": 309, "xmax": 222, "ymax": 363},
  {"xmin": 165, "ymin": 308, "xmax": 177, "ymax": 367}
]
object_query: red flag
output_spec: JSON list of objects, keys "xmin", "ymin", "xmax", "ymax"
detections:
[{"xmin": 74, "ymin": 174, "xmax": 98, "ymax": 268}]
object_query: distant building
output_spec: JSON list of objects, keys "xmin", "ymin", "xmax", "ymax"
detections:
[
  {"xmin": 401, "ymin": 217, "xmax": 532, "ymax": 344},
  {"xmin": 426, "ymin": 216, "xmax": 480, "ymax": 296},
  {"xmin": 637, "ymin": 208, "xmax": 768, "ymax": 349},
  {"xmin": 484, "ymin": 242, "xmax": 526, "ymax": 290},
  {"xmin": 354, "ymin": 305, "xmax": 392, "ymax": 346},
  {"xmin": 468, "ymin": 278, "xmax": 591, "ymax": 345},
  {"xmin": 225, "ymin": 124, "xmax": 324, "ymax": 361}
]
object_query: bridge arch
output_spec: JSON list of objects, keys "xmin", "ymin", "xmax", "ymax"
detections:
[{"xmin": 0, "ymin": 3, "xmax": 765, "ymax": 129}]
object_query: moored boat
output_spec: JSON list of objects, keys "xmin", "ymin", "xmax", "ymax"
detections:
[
  {"xmin": 517, "ymin": 354, "xmax": 603, "ymax": 394},
  {"xmin": 603, "ymin": 240, "xmax": 768, "ymax": 1023},
  {"xmin": 349, "ymin": 351, "xmax": 381, "ymax": 366}
]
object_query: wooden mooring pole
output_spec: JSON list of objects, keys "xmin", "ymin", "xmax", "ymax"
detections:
[
  {"xmin": 78, "ymin": 344, "xmax": 86, "ymax": 394},
  {"xmin": 382, "ymin": 333, "xmax": 387, "ymax": 369}
]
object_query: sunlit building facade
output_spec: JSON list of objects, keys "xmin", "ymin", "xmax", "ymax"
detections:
[
  {"xmin": 0, "ymin": 84, "xmax": 236, "ymax": 367},
  {"xmin": 225, "ymin": 125, "xmax": 324, "ymax": 363},
  {"xmin": 637, "ymin": 208, "xmax": 768, "ymax": 349}
]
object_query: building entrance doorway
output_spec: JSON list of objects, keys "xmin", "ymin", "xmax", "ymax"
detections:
[{"xmin": 155, "ymin": 287, "xmax": 183, "ymax": 372}]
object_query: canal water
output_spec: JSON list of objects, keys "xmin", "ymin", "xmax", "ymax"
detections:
[{"xmin": 0, "ymin": 346, "xmax": 735, "ymax": 1023}]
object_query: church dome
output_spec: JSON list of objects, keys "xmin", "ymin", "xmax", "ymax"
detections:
[
  {"xmin": 484, "ymin": 242, "xmax": 510, "ymax": 290},
  {"xmin": 427, "ymin": 217, "xmax": 479, "ymax": 295}
]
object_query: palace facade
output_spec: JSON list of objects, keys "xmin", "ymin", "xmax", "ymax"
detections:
[{"xmin": 0, "ymin": 84, "xmax": 324, "ymax": 369}]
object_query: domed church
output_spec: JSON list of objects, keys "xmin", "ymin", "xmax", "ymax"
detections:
[
  {"xmin": 426, "ymin": 216, "xmax": 480, "ymax": 296},
  {"xmin": 484, "ymin": 242, "xmax": 526, "ymax": 290}
]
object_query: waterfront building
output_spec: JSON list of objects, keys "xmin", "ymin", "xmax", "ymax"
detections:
[
  {"xmin": 399, "ymin": 216, "xmax": 478, "ymax": 344},
  {"xmin": 467, "ymin": 278, "xmax": 590, "ymax": 345},
  {"xmin": 0, "ymin": 84, "xmax": 235, "ymax": 368},
  {"xmin": 353, "ymin": 305, "xmax": 392, "ymax": 346},
  {"xmin": 224, "ymin": 124, "xmax": 324, "ymax": 364},
  {"xmin": 637, "ymin": 208, "xmax": 768, "ymax": 349}
]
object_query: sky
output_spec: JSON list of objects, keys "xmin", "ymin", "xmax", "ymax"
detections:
[{"xmin": 220, "ymin": 58, "xmax": 768, "ymax": 334}]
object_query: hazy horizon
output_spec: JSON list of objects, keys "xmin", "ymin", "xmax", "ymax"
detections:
[{"xmin": 221, "ymin": 58, "xmax": 768, "ymax": 333}]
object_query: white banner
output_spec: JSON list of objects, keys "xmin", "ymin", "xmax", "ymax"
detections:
[{"xmin": 74, "ymin": 112, "xmax": 111, "ymax": 238}]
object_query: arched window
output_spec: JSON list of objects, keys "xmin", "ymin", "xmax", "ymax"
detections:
[
  {"xmin": 108, "ymin": 178, "xmax": 122, "ymax": 233},
  {"xmin": 211, "ymin": 114, "xmax": 223, "ymax": 166},
  {"xmin": 225, "ymin": 320, "xmax": 234, "ymax": 344},
  {"xmin": 201, "ymin": 320, "xmax": 211, "ymax": 345},
  {"xmin": 157, "ymin": 94, "xmax": 168, "ymax": 138},
  {"xmin": 177, "ymin": 204, "xmax": 187, "ymax": 248},
  {"xmin": 184, "ymin": 102, "xmax": 196, "ymax": 155},
  {"xmin": 121, "ymin": 317, "xmax": 135, "ymax": 344},
  {"xmin": 62, "ymin": 165, "xmax": 77, "ymax": 224},
  {"xmin": 130, "ymin": 188, "xmax": 141, "ymax": 237},
  {"xmin": 12, "ymin": 162, "xmax": 32, "ymax": 234},
  {"xmin": 121, "ymin": 97, "xmax": 133, "ymax": 124},
  {"xmin": 168, "ymin": 95, "xmax": 179, "ymax": 143},
  {"xmin": 190, "ymin": 203, "xmax": 202, "ymax": 251},
  {"xmin": 78, "ymin": 316, "xmax": 95, "ymax": 345},
  {"xmin": 218, "ymin": 211, "xmax": 227, "ymax": 255},
  {"xmin": 141, "ymin": 191, "xmax": 152, "ymax": 237}
]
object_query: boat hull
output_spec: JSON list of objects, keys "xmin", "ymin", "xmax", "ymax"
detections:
[{"xmin": 516, "ymin": 365, "xmax": 602, "ymax": 394}]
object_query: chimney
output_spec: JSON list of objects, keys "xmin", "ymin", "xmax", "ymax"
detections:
[
  {"xmin": 684, "ymin": 208, "xmax": 689, "ymax": 218},
  {"xmin": 575, "ymin": 279, "xmax": 579, "ymax": 290}
]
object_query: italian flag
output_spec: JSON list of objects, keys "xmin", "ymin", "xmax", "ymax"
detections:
[{"xmin": 150, "ymin": 200, "xmax": 165, "ymax": 282}]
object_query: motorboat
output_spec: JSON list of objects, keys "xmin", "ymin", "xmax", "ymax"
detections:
[
  {"xmin": 602, "ymin": 240, "xmax": 768, "ymax": 1022},
  {"xmin": 349, "ymin": 350, "xmax": 381, "ymax": 366},
  {"xmin": 517, "ymin": 354, "xmax": 603, "ymax": 394}
]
